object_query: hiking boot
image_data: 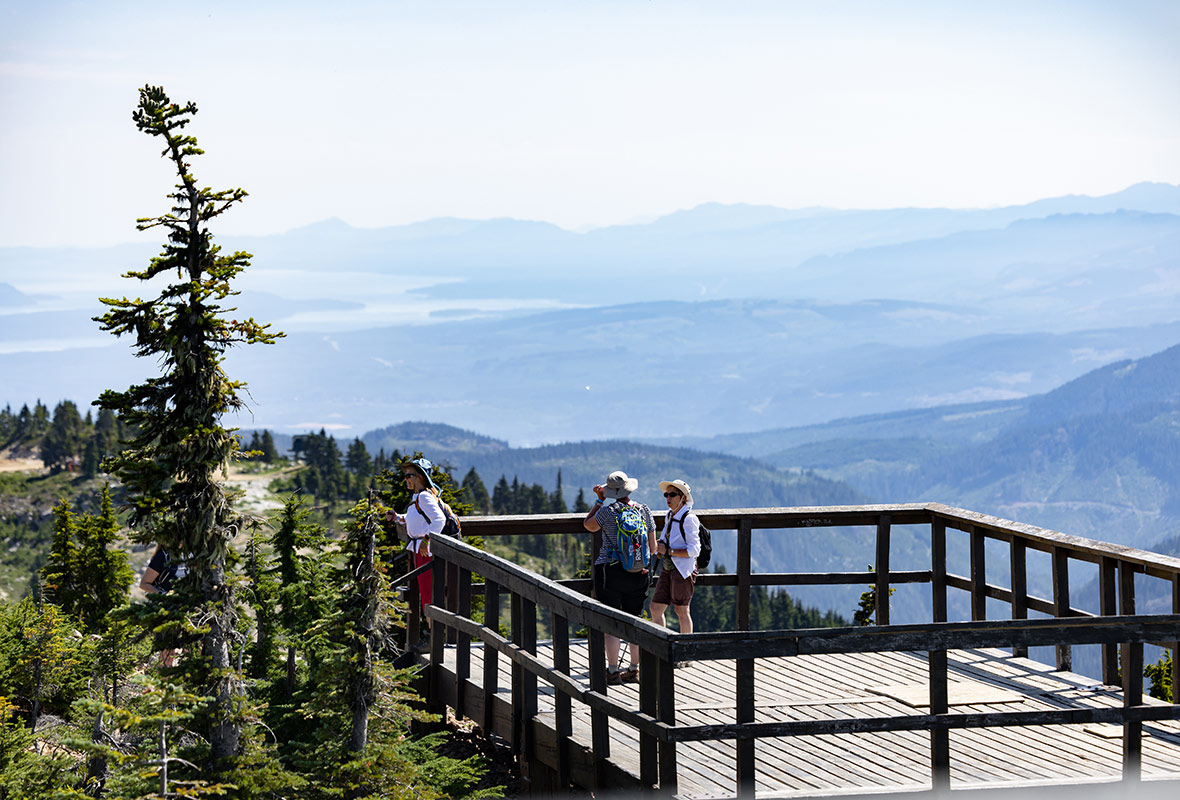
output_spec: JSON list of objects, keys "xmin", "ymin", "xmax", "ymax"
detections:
[
  {"xmin": 621, "ymin": 665, "xmax": 639, "ymax": 683},
  {"xmin": 607, "ymin": 667, "xmax": 625, "ymax": 686}
]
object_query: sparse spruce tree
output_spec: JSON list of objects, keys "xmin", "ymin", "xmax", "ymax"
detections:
[{"xmin": 94, "ymin": 85, "xmax": 283, "ymax": 776}]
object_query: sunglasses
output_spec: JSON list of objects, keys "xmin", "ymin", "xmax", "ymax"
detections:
[{"xmin": 663, "ymin": 492, "xmax": 682, "ymax": 498}]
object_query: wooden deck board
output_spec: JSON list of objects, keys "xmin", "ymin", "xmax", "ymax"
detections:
[{"xmin": 433, "ymin": 640, "xmax": 1180, "ymax": 798}]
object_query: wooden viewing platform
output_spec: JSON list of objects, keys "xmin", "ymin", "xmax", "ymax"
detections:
[{"xmin": 397, "ymin": 503, "xmax": 1180, "ymax": 798}]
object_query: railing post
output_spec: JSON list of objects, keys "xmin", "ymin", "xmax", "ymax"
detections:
[
  {"xmin": 931, "ymin": 517, "xmax": 947, "ymax": 624},
  {"xmin": 1010, "ymin": 537, "xmax": 1028, "ymax": 658},
  {"xmin": 1119, "ymin": 561, "xmax": 1142, "ymax": 781},
  {"xmin": 446, "ymin": 559, "xmax": 460, "ymax": 644},
  {"xmin": 876, "ymin": 514, "xmax": 891, "ymax": 626},
  {"xmin": 1052, "ymin": 546, "xmax": 1071, "ymax": 671},
  {"xmin": 1100, "ymin": 557, "xmax": 1119, "ymax": 684},
  {"xmin": 658, "ymin": 655, "xmax": 678, "ymax": 796},
  {"xmin": 407, "ymin": 561, "xmax": 422, "ymax": 647},
  {"xmin": 428, "ymin": 556, "xmax": 446, "ymax": 717},
  {"xmin": 1122, "ymin": 640, "xmax": 1144, "ymax": 780},
  {"xmin": 588, "ymin": 628, "xmax": 610, "ymax": 789},
  {"xmin": 736, "ymin": 655, "xmax": 756, "ymax": 798},
  {"xmin": 639, "ymin": 645, "xmax": 659, "ymax": 789},
  {"xmin": 509, "ymin": 591, "xmax": 523, "ymax": 756},
  {"xmin": 482, "ymin": 580, "xmax": 500, "ymax": 736},
  {"xmin": 737, "ymin": 518, "xmax": 752, "ymax": 631},
  {"xmin": 520, "ymin": 596, "xmax": 538, "ymax": 782},
  {"xmin": 929, "ymin": 649, "xmax": 950, "ymax": 791},
  {"xmin": 552, "ymin": 612, "xmax": 572, "ymax": 790},
  {"xmin": 970, "ymin": 525, "xmax": 986, "ymax": 622},
  {"xmin": 1173, "ymin": 575, "xmax": 1180, "ymax": 707},
  {"xmin": 455, "ymin": 567, "xmax": 472, "ymax": 720}
]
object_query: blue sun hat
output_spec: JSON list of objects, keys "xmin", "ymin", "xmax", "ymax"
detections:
[{"xmin": 405, "ymin": 458, "xmax": 439, "ymax": 492}]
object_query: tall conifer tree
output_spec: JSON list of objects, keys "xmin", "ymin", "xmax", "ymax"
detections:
[{"xmin": 95, "ymin": 85, "xmax": 282, "ymax": 770}]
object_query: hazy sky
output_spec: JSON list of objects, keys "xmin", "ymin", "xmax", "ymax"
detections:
[{"xmin": 2, "ymin": 0, "xmax": 1179, "ymax": 247}]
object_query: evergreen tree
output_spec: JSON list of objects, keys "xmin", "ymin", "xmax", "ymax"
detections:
[
  {"xmin": 573, "ymin": 487, "xmax": 590, "ymax": 513},
  {"xmin": 260, "ymin": 429, "xmax": 278, "ymax": 462},
  {"xmin": 550, "ymin": 469, "xmax": 569, "ymax": 513},
  {"xmin": 41, "ymin": 501, "xmax": 82, "ymax": 616},
  {"xmin": 346, "ymin": 437, "xmax": 373, "ymax": 484},
  {"xmin": 0, "ymin": 698, "xmax": 77, "ymax": 797},
  {"xmin": 31, "ymin": 400, "xmax": 50, "ymax": 441},
  {"xmin": 41, "ymin": 400, "xmax": 85, "ymax": 471},
  {"xmin": 269, "ymin": 494, "xmax": 332, "ymax": 697},
  {"xmin": 491, "ymin": 475, "xmax": 512, "ymax": 515},
  {"xmin": 94, "ymin": 85, "xmax": 283, "ymax": 773},
  {"xmin": 460, "ymin": 467, "xmax": 491, "ymax": 514},
  {"xmin": 75, "ymin": 484, "xmax": 135, "ymax": 633}
]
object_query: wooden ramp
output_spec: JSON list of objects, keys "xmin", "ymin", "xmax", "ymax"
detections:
[{"xmin": 430, "ymin": 640, "xmax": 1180, "ymax": 798}]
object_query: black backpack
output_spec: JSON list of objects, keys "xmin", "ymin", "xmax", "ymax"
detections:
[
  {"xmin": 675, "ymin": 515, "xmax": 712, "ymax": 571},
  {"xmin": 413, "ymin": 496, "xmax": 462, "ymax": 539}
]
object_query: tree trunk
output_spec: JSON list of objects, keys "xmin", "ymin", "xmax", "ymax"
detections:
[
  {"xmin": 286, "ymin": 646, "xmax": 297, "ymax": 698},
  {"xmin": 204, "ymin": 561, "xmax": 241, "ymax": 763}
]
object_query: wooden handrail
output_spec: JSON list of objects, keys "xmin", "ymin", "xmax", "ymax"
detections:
[{"xmin": 410, "ymin": 504, "xmax": 1180, "ymax": 796}]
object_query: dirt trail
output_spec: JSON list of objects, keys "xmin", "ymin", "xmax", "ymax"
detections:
[
  {"xmin": 0, "ymin": 456, "xmax": 43, "ymax": 474},
  {"xmin": 225, "ymin": 466, "xmax": 296, "ymax": 515}
]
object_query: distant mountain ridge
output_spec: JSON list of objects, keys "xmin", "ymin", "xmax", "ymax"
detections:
[
  {"xmin": 682, "ymin": 342, "xmax": 1180, "ymax": 553},
  {"xmin": 5, "ymin": 182, "xmax": 1180, "ymax": 444}
]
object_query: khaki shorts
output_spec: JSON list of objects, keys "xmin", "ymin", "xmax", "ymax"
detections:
[{"xmin": 652, "ymin": 567, "xmax": 696, "ymax": 607}]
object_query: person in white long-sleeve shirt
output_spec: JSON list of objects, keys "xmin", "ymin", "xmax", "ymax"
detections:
[
  {"xmin": 650, "ymin": 479, "xmax": 701, "ymax": 635},
  {"xmin": 385, "ymin": 458, "xmax": 444, "ymax": 611}
]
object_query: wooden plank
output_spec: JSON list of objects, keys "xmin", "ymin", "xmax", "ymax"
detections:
[
  {"xmin": 676, "ymin": 614, "xmax": 1180, "ymax": 662},
  {"xmin": 435, "ymin": 640, "xmax": 1180, "ymax": 798},
  {"xmin": 929, "ymin": 503, "xmax": 1180, "ymax": 575},
  {"xmin": 668, "ymin": 704, "xmax": 1180, "ymax": 742},
  {"xmin": 748, "ymin": 570, "xmax": 931, "ymax": 587}
]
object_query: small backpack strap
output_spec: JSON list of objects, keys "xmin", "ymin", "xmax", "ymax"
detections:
[{"xmin": 412, "ymin": 497, "xmax": 431, "ymax": 523}]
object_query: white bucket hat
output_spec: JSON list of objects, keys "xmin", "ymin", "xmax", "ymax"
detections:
[
  {"xmin": 658, "ymin": 479, "xmax": 693, "ymax": 506},
  {"xmin": 603, "ymin": 470, "xmax": 639, "ymax": 499}
]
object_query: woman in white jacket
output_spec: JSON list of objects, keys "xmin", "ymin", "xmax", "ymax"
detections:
[
  {"xmin": 386, "ymin": 457, "xmax": 444, "ymax": 611},
  {"xmin": 650, "ymin": 479, "xmax": 701, "ymax": 635}
]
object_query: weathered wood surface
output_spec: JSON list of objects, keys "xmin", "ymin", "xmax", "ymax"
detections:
[{"xmin": 429, "ymin": 640, "xmax": 1180, "ymax": 799}]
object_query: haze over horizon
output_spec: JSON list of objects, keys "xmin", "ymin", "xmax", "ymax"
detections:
[{"xmin": 3, "ymin": 1, "xmax": 1179, "ymax": 247}]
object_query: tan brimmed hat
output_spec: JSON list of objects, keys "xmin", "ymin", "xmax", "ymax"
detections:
[
  {"xmin": 659, "ymin": 479, "xmax": 693, "ymax": 506},
  {"xmin": 603, "ymin": 470, "xmax": 639, "ymax": 499}
]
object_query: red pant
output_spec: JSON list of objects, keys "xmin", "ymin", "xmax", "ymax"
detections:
[{"xmin": 412, "ymin": 548, "xmax": 433, "ymax": 611}]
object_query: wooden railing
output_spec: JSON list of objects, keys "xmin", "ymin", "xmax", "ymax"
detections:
[{"xmin": 400, "ymin": 503, "xmax": 1180, "ymax": 797}]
